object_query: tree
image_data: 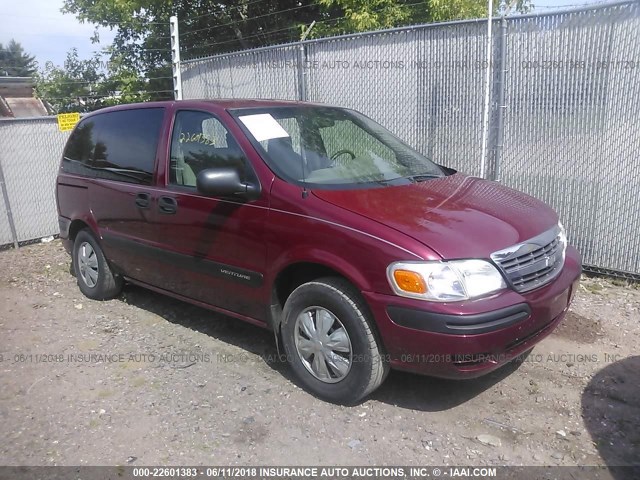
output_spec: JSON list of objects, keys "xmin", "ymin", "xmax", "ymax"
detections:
[
  {"xmin": 61, "ymin": 0, "xmax": 329, "ymax": 89},
  {"xmin": 35, "ymin": 49, "xmax": 156, "ymax": 113},
  {"xmin": 312, "ymin": 0, "xmax": 532, "ymax": 37},
  {"xmin": 59, "ymin": 0, "xmax": 532, "ymax": 101},
  {"xmin": 35, "ymin": 49, "xmax": 104, "ymax": 113},
  {"xmin": 0, "ymin": 39, "xmax": 37, "ymax": 77},
  {"xmin": 62, "ymin": 0, "xmax": 532, "ymax": 60},
  {"xmin": 62, "ymin": 0, "xmax": 176, "ymax": 101}
]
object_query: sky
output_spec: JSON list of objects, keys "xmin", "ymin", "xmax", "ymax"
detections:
[
  {"xmin": 1, "ymin": 0, "xmax": 608, "ymax": 73},
  {"xmin": 1, "ymin": 0, "xmax": 117, "ymax": 70}
]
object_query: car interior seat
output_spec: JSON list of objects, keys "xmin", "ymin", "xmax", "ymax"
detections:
[
  {"xmin": 172, "ymin": 144, "xmax": 197, "ymax": 187},
  {"xmin": 267, "ymin": 137, "xmax": 305, "ymax": 179}
]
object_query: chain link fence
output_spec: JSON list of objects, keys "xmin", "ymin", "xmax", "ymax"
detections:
[
  {"xmin": 0, "ymin": 117, "xmax": 70, "ymax": 248},
  {"xmin": 499, "ymin": 1, "xmax": 640, "ymax": 277},
  {"xmin": 182, "ymin": 45, "xmax": 301, "ymax": 100},
  {"xmin": 181, "ymin": 20, "xmax": 496, "ymax": 178},
  {"xmin": 0, "ymin": 2, "xmax": 639, "ymax": 278},
  {"xmin": 181, "ymin": 1, "xmax": 640, "ymax": 278}
]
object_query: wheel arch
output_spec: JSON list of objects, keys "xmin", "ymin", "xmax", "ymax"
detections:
[
  {"xmin": 268, "ymin": 257, "xmax": 386, "ymax": 356},
  {"xmin": 68, "ymin": 219, "xmax": 92, "ymax": 242}
]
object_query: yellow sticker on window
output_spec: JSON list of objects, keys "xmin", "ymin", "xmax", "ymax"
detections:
[
  {"xmin": 179, "ymin": 132, "xmax": 216, "ymax": 146},
  {"xmin": 57, "ymin": 112, "xmax": 80, "ymax": 132}
]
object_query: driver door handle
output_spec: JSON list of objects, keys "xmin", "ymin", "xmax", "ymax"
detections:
[
  {"xmin": 158, "ymin": 196, "xmax": 178, "ymax": 214},
  {"xmin": 135, "ymin": 192, "xmax": 151, "ymax": 209}
]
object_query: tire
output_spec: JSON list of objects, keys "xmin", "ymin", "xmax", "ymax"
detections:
[
  {"xmin": 72, "ymin": 229, "xmax": 123, "ymax": 300},
  {"xmin": 281, "ymin": 277, "xmax": 389, "ymax": 404}
]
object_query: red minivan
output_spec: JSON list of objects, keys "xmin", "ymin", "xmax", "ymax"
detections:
[{"xmin": 56, "ymin": 100, "xmax": 581, "ymax": 403}]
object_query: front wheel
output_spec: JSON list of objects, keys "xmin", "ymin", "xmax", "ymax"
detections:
[
  {"xmin": 73, "ymin": 229, "xmax": 123, "ymax": 300},
  {"xmin": 281, "ymin": 277, "xmax": 389, "ymax": 404}
]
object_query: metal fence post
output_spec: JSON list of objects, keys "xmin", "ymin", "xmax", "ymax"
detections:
[
  {"xmin": 295, "ymin": 22, "xmax": 316, "ymax": 102},
  {"xmin": 170, "ymin": 15, "xmax": 183, "ymax": 100},
  {"xmin": 296, "ymin": 42, "xmax": 307, "ymax": 101},
  {"xmin": 0, "ymin": 153, "xmax": 19, "ymax": 249},
  {"xmin": 479, "ymin": 0, "xmax": 495, "ymax": 179},
  {"xmin": 493, "ymin": 16, "xmax": 508, "ymax": 181}
]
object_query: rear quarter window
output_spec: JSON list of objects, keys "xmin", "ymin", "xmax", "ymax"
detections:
[{"xmin": 62, "ymin": 108, "xmax": 165, "ymax": 185}]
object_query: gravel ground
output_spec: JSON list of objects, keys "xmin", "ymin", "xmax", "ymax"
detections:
[{"xmin": 0, "ymin": 240, "xmax": 638, "ymax": 470}]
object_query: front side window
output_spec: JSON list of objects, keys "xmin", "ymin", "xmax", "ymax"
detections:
[
  {"xmin": 62, "ymin": 108, "xmax": 164, "ymax": 185},
  {"xmin": 232, "ymin": 106, "xmax": 444, "ymax": 189},
  {"xmin": 169, "ymin": 110, "xmax": 247, "ymax": 187}
]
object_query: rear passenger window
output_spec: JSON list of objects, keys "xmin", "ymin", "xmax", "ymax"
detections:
[
  {"xmin": 62, "ymin": 108, "xmax": 164, "ymax": 185},
  {"xmin": 170, "ymin": 111, "xmax": 247, "ymax": 187}
]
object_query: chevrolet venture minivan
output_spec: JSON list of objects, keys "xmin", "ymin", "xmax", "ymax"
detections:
[{"xmin": 56, "ymin": 100, "xmax": 581, "ymax": 403}]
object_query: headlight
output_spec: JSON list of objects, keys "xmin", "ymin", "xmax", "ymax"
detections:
[
  {"xmin": 558, "ymin": 221, "xmax": 567, "ymax": 250},
  {"xmin": 387, "ymin": 259, "xmax": 507, "ymax": 302}
]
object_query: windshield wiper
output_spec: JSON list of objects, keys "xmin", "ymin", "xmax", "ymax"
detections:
[{"xmin": 367, "ymin": 173, "xmax": 443, "ymax": 187}]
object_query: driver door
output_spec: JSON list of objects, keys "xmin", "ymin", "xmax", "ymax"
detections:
[{"xmin": 148, "ymin": 109, "xmax": 269, "ymax": 321}]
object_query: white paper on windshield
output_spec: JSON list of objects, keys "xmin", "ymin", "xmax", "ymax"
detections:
[{"xmin": 238, "ymin": 114, "xmax": 290, "ymax": 142}]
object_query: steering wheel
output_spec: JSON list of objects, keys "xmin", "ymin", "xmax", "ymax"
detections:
[{"xmin": 329, "ymin": 149, "xmax": 356, "ymax": 166}]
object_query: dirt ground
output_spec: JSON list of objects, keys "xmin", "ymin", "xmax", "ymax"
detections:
[{"xmin": 0, "ymin": 240, "xmax": 638, "ymax": 470}]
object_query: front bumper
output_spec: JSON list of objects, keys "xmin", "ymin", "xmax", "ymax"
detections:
[{"xmin": 363, "ymin": 246, "xmax": 582, "ymax": 378}]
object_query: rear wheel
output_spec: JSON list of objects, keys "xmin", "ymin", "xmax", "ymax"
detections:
[
  {"xmin": 281, "ymin": 277, "xmax": 388, "ymax": 404},
  {"xmin": 73, "ymin": 229, "xmax": 123, "ymax": 300}
]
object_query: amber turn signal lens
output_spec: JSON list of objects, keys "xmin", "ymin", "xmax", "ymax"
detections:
[{"xmin": 393, "ymin": 270, "xmax": 427, "ymax": 294}]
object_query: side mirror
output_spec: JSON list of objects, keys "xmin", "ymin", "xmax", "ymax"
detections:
[{"xmin": 196, "ymin": 167, "xmax": 260, "ymax": 200}]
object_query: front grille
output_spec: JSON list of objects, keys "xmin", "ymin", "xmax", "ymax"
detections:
[{"xmin": 491, "ymin": 226, "xmax": 566, "ymax": 293}]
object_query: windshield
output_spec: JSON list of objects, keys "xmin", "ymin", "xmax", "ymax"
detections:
[{"xmin": 230, "ymin": 106, "xmax": 445, "ymax": 189}]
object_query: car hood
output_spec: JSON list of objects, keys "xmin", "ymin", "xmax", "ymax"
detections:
[{"xmin": 312, "ymin": 174, "xmax": 558, "ymax": 259}]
